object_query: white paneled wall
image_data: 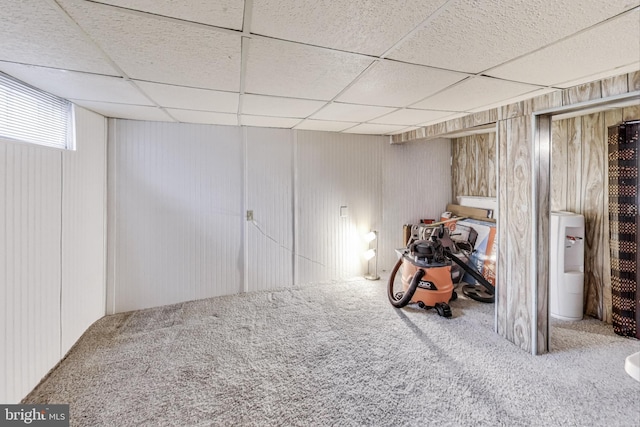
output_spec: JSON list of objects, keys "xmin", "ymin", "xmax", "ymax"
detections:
[
  {"xmin": 380, "ymin": 138, "xmax": 452, "ymax": 271},
  {"xmin": 245, "ymin": 127, "xmax": 294, "ymax": 292},
  {"xmin": 108, "ymin": 121, "xmax": 244, "ymax": 313},
  {"xmin": 296, "ymin": 131, "xmax": 384, "ymax": 284},
  {"xmin": 0, "ymin": 142, "xmax": 62, "ymax": 404},
  {"xmin": 61, "ymin": 107, "xmax": 107, "ymax": 353},
  {"xmin": 1, "ymin": 106, "xmax": 107, "ymax": 403},
  {"xmin": 107, "ymin": 121, "xmax": 451, "ymax": 312}
]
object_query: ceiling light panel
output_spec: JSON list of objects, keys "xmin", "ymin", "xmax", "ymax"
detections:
[
  {"xmin": 59, "ymin": 0, "xmax": 241, "ymax": 91},
  {"xmin": 241, "ymin": 94, "xmax": 326, "ymax": 118},
  {"xmin": 412, "ymin": 77, "xmax": 543, "ymax": 111},
  {"xmin": 251, "ymin": 0, "xmax": 448, "ymax": 56},
  {"xmin": 244, "ymin": 38, "xmax": 374, "ymax": 100},
  {"xmin": 135, "ymin": 81, "xmax": 239, "ymax": 113},
  {"xmin": 337, "ymin": 60, "xmax": 467, "ymax": 107},
  {"xmin": 369, "ymin": 108, "xmax": 459, "ymax": 126},
  {"xmin": 241, "ymin": 115, "xmax": 301, "ymax": 128},
  {"xmin": 167, "ymin": 109, "xmax": 238, "ymax": 126},
  {"xmin": 310, "ymin": 103, "xmax": 396, "ymax": 122},
  {"xmin": 0, "ymin": 0, "xmax": 118, "ymax": 75},
  {"xmin": 89, "ymin": 0, "xmax": 245, "ymax": 30},
  {"xmin": 389, "ymin": 0, "xmax": 638, "ymax": 73},
  {"xmin": 294, "ymin": 120, "xmax": 357, "ymax": 132},
  {"xmin": 0, "ymin": 62, "xmax": 151, "ymax": 105},
  {"xmin": 486, "ymin": 9, "xmax": 640, "ymax": 88},
  {"xmin": 71, "ymin": 100, "xmax": 173, "ymax": 121},
  {"xmin": 342, "ymin": 123, "xmax": 407, "ymax": 135}
]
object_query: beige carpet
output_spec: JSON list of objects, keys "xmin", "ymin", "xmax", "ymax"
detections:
[{"xmin": 24, "ymin": 278, "xmax": 640, "ymax": 426}]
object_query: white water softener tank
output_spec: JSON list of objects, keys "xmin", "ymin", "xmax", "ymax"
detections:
[{"xmin": 550, "ymin": 211, "xmax": 585, "ymax": 321}]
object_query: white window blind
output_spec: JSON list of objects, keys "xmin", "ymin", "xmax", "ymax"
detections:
[{"xmin": 0, "ymin": 72, "xmax": 74, "ymax": 149}]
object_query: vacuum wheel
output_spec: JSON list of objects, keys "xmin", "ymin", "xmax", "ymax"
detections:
[
  {"xmin": 435, "ymin": 302, "xmax": 452, "ymax": 318},
  {"xmin": 462, "ymin": 284, "xmax": 495, "ymax": 303},
  {"xmin": 450, "ymin": 291, "xmax": 458, "ymax": 302}
]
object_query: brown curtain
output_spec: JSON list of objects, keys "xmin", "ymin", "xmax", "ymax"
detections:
[{"xmin": 608, "ymin": 120, "xmax": 640, "ymax": 339}]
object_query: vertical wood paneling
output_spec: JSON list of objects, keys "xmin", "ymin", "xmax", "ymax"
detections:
[
  {"xmin": 381, "ymin": 137, "xmax": 451, "ymax": 270},
  {"xmin": 452, "ymin": 133, "xmax": 497, "ymax": 202},
  {"xmin": 551, "ymin": 105, "xmax": 639, "ymax": 324},
  {"xmin": 295, "ymin": 131, "xmax": 383, "ymax": 284},
  {"xmin": 497, "ymin": 116, "xmax": 533, "ymax": 352},
  {"xmin": 497, "ymin": 121, "xmax": 509, "ymax": 338},
  {"xmin": 535, "ymin": 116, "xmax": 551, "ymax": 354},
  {"xmin": 246, "ymin": 127, "xmax": 293, "ymax": 291},
  {"xmin": 566, "ymin": 117, "xmax": 583, "ymax": 213},
  {"xmin": 0, "ymin": 141, "xmax": 62, "ymax": 403},
  {"xmin": 581, "ymin": 113, "xmax": 606, "ymax": 319},
  {"xmin": 61, "ymin": 107, "xmax": 107, "ymax": 353},
  {"xmin": 486, "ymin": 132, "xmax": 497, "ymax": 198},
  {"xmin": 109, "ymin": 121, "xmax": 243, "ymax": 312},
  {"xmin": 550, "ymin": 120, "xmax": 567, "ymax": 212}
]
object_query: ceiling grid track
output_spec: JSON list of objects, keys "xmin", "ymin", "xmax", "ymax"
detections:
[{"xmin": 49, "ymin": 0, "xmax": 179, "ymax": 122}]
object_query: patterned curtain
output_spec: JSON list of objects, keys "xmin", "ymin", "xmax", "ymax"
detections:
[{"xmin": 608, "ymin": 120, "xmax": 640, "ymax": 339}]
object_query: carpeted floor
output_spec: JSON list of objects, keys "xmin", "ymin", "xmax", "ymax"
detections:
[{"xmin": 24, "ymin": 278, "xmax": 640, "ymax": 426}]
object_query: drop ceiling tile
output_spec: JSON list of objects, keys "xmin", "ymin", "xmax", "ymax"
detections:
[
  {"xmin": 411, "ymin": 77, "xmax": 543, "ymax": 112},
  {"xmin": 370, "ymin": 108, "xmax": 460, "ymax": 126},
  {"xmin": 311, "ymin": 103, "xmax": 396, "ymax": 122},
  {"xmin": 90, "ymin": 0, "xmax": 245, "ymax": 30},
  {"xmin": 465, "ymin": 87, "xmax": 557, "ymax": 113},
  {"xmin": 135, "ymin": 81, "xmax": 239, "ymax": 113},
  {"xmin": 0, "ymin": 62, "xmax": 151, "ymax": 105},
  {"xmin": 294, "ymin": 119, "xmax": 358, "ymax": 132},
  {"xmin": 167, "ymin": 109, "xmax": 238, "ymax": 126},
  {"xmin": 241, "ymin": 115, "xmax": 301, "ymax": 129},
  {"xmin": 242, "ymin": 94, "xmax": 326, "ymax": 118},
  {"xmin": 59, "ymin": 0, "xmax": 241, "ymax": 91},
  {"xmin": 251, "ymin": 0, "xmax": 448, "ymax": 56},
  {"xmin": 337, "ymin": 60, "xmax": 468, "ymax": 107},
  {"xmin": 486, "ymin": 9, "xmax": 640, "ymax": 87},
  {"xmin": 0, "ymin": 0, "xmax": 118, "ymax": 75},
  {"xmin": 389, "ymin": 0, "xmax": 637, "ymax": 73},
  {"xmin": 71, "ymin": 100, "xmax": 173, "ymax": 121},
  {"xmin": 342, "ymin": 123, "xmax": 407, "ymax": 135},
  {"xmin": 244, "ymin": 38, "xmax": 373, "ymax": 100}
]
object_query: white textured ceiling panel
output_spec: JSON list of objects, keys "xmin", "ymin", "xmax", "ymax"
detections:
[
  {"xmin": 167, "ymin": 109, "xmax": 238, "ymax": 126},
  {"xmin": 241, "ymin": 94, "xmax": 326, "ymax": 118},
  {"xmin": 412, "ymin": 77, "xmax": 544, "ymax": 111},
  {"xmin": 370, "ymin": 108, "xmax": 459, "ymax": 126},
  {"xmin": 71, "ymin": 100, "xmax": 173, "ymax": 121},
  {"xmin": 135, "ymin": 81, "xmax": 239, "ymax": 113},
  {"xmin": 486, "ymin": 9, "xmax": 640, "ymax": 88},
  {"xmin": 0, "ymin": 62, "xmax": 151, "ymax": 105},
  {"xmin": 0, "ymin": 0, "xmax": 118, "ymax": 75},
  {"xmin": 389, "ymin": 0, "xmax": 638, "ymax": 73},
  {"xmin": 241, "ymin": 115, "xmax": 301, "ymax": 128},
  {"xmin": 294, "ymin": 119, "xmax": 358, "ymax": 132},
  {"xmin": 251, "ymin": 0, "xmax": 448, "ymax": 56},
  {"xmin": 59, "ymin": 0, "xmax": 241, "ymax": 91},
  {"xmin": 244, "ymin": 38, "xmax": 373, "ymax": 100},
  {"xmin": 89, "ymin": 0, "xmax": 245, "ymax": 30},
  {"xmin": 342, "ymin": 123, "xmax": 407, "ymax": 135},
  {"xmin": 338, "ymin": 60, "xmax": 468, "ymax": 107},
  {"xmin": 311, "ymin": 103, "xmax": 396, "ymax": 122}
]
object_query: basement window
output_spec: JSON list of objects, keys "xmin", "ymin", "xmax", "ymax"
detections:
[{"xmin": 0, "ymin": 72, "xmax": 74, "ymax": 150}]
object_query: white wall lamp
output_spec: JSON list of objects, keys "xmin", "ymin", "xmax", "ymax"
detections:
[{"xmin": 364, "ymin": 230, "xmax": 379, "ymax": 281}]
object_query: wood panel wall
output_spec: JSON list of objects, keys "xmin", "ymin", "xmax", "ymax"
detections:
[
  {"xmin": 395, "ymin": 70, "xmax": 638, "ymax": 354},
  {"xmin": 551, "ymin": 104, "xmax": 640, "ymax": 323},
  {"xmin": 451, "ymin": 133, "xmax": 496, "ymax": 202}
]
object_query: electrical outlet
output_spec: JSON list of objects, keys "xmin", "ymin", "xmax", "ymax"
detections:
[{"xmin": 246, "ymin": 210, "xmax": 253, "ymax": 221}]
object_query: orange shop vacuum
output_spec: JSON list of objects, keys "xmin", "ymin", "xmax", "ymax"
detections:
[{"xmin": 387, "ymin": 231, "xmax": 456, "ymax": 317}]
